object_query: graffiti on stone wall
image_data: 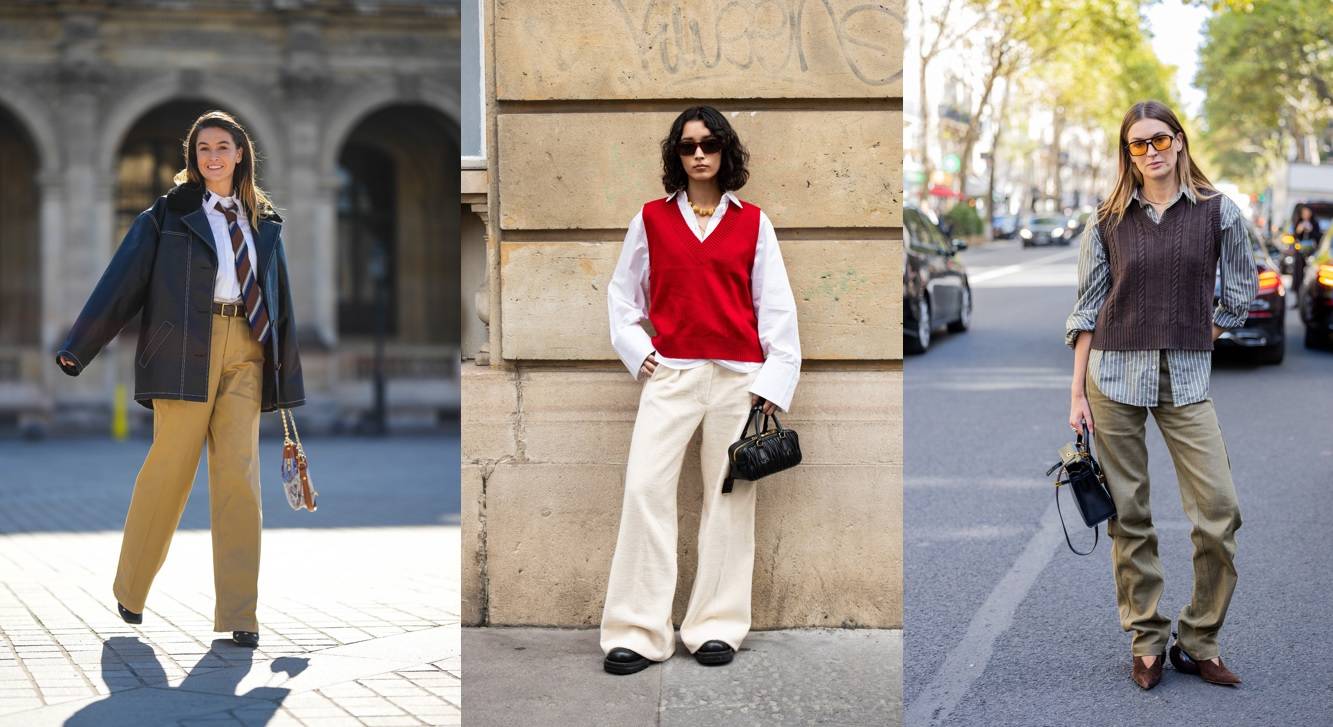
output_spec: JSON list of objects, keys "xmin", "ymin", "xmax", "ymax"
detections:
[{"xmin": 611, "ymin": 0, "xmax": 901, "ymax": 86}]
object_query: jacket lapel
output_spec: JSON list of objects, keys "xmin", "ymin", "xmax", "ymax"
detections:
[
  {"xmin": 180, "ymin": 209, "xmax": 220, "ymax": 265},
  {"xmin": 254, "ymin": 218, "xmax": 281, "ymax": 283}
]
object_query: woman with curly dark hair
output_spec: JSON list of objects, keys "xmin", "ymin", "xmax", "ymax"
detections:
[{"xmin": 599, "ymin": 106, "xmax": 801, "ymax": 675}]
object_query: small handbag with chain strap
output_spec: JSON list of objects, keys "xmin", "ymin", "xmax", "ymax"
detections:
[
  {"xmin": 271, "ymin": 324, "xmax": 317, "ymax": 512},
  {"xmin": 1045, "ymin": 423, "xmax": 1115, "ymax": 555}
]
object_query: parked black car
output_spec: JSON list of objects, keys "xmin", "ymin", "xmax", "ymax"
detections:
[
  {"xmin": 904, "ymin": 206, "xmax": 971, "ymax": 354},
  {"xmin": 1297, "ymin": 226, "xmax": 1333, "ymax": 349},
  {"xmin": 1214, "ymin": 220, "xmax": 1285, "ymax": 364},
  {"xmin": 1018, "ymin": 215, "xmax": 1073, "ymax": 247}
]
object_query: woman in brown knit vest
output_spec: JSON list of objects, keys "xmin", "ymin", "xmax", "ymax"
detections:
[{"xmin": 1065, "ymin": 101, "xmax": 1257, "ymax": 691}]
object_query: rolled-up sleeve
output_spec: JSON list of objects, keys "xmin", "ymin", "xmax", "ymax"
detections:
[
  {"xmin": 1065, "ymin": 221, "xmax": 1109, "ymax": 348},
  {"xmin": 1213, "ymin": 197, "xmax": 1258, "ymax": 329},
  {"xmin": 607, "ymin": 210, "xmax": 658, "ymax": 379},
  {"xmin": 748, "ymin": 211, "xmax": 801, "ymax": 412}
]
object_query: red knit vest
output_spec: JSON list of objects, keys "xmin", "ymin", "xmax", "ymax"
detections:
[{"xmin": 642, "ymin": 197, "xmax": 765, "ymax": 361}]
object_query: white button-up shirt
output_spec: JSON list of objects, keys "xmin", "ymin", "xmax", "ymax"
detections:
[
  {"xmin": 607, "ymin": 189, "xmax": 802, "ymax": 412},
  {"xmin": 202, "ymin": 189, "xmax": 260, "ymax": 303}
]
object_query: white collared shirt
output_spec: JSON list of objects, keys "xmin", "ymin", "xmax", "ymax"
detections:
[
  {"xmin": 607, "ymin": 189, "xmax": 802, "ymax": 412},
  {"xmin": 202, "ymin": 189, "xmax": 260, "ymax": 303}
]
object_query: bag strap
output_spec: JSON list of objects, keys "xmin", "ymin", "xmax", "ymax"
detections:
[
  {"xmin": 1053, "ymin": 478, "xmax": 1099, "ymax": 556},
  {"xmin": 724, "ymin": 405, "xmax": 766, "ymax": 495}
]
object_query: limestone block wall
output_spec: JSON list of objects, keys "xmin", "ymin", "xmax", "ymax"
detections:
[{"xmin": 464, "ymin": 0, "xmax": 905, "ymax": 628}]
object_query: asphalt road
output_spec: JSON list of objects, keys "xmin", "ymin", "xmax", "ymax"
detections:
[{"xmin": 903, "ymin": 238, "xmax": 1333, "ymax": 727}]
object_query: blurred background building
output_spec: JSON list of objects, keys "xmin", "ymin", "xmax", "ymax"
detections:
[{"xmin": 0, "ymin": 0, "xmax": 460, "ymax": 435}]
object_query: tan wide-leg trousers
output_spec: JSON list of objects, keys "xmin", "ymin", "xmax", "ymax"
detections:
[
  {"xmin": 600, "ymin": 362, "xmax": 761, "ymax": 661},
  {"xmin": 1085, "ymin": 358, "xmax": 1241, "ymax": 660},
  {"xmin": 113, "ymin": 312, "xmax": 265, "ymax": 633}
]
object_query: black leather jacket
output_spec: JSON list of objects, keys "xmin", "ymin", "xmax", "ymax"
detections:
[{"xmin": 56, "ymin": 182, "xmax": 305, "ymax": 412}]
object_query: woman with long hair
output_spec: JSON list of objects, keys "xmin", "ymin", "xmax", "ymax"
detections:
[
  {"xmin": 56, "ymin": 110, "xmax": 304, "ymax": 648},
  {"xmin": 1291, "ymin": 203, "xmax": 1322, "ymax": 302},
  {"xmin": 1065, "ymin": 100, "xmax": 1257, "ymax": 690},
  {"xmin": 600, "ymin": 105, "xmax": 801, "ymax": 674}
]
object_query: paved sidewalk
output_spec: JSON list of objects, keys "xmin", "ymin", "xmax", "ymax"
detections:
[
  {"xmin": 0, "ymin": 436, "xmax": 460, "ymax": 726},
  {"xmin": 463, "ymin": 627, "xmax": 901, "ymax": 726}
]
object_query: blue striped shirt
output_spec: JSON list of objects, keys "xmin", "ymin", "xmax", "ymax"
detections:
[{"xmin": 1065, "ymin": 184, "xmax": 1258, "ymax": 407}]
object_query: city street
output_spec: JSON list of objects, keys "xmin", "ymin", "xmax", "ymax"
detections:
[
  {"xmin": 0, "ymin": 434, "xmax": 461, "ymax": 726},
  {"xmin": 904, "ymin": 238, "xmax": 1333, "ymax": 726}
]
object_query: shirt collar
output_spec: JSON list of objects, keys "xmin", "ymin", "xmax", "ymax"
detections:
[
  {"xmin": 666, "ymin": 189, "xmax": 743, "ymax": 209},
  {"xmin": 202, "ymin": 189, "xmax": 244, "ymax": 214},
  {"xmin": 1132, "ymin": 182, "xmax": 1195, "ymax": 208}
]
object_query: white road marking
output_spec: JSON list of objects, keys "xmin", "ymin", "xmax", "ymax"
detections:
[
  {"xmin": 905, "ymin": 498, "xmax": 1065, "ymax": 727},
  {"xmin": 968, "ymin": 248, "xmax": 1080, "ymax": 284}
]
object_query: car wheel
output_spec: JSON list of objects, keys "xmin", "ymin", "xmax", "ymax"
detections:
[
  {"xmin": 947, "ymin": 286, "xmax": 971, "ymax": 333},
  {"xmin": 904, "ymin": 296, "xmax": 931, "ymax": 354}
]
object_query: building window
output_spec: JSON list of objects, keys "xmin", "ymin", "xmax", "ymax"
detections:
[{"xmin": 461, "ymin": 0, "xmax": 485, "ymax": 163}]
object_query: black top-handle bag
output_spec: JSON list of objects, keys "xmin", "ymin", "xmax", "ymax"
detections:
[
  {"xmin": 1044, "ymin": 423, "xmax": 1116, "ymax": 555},
  {"xmin": 722, "ymin": 403, "xmax": 802, "ymax": 494}
]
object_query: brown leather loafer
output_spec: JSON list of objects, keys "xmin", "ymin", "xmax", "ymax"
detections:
[
  {"xmin": 1131, "ymin": 652, "xmax": 1165, "ymax": 690},
  {"xmin": 1169, "ymin": 644, "xmax": 1241, "ymax": 686}
]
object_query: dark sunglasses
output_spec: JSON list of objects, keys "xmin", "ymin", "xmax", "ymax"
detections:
[
  {"xmin": 1125, "ymin": 133, "xmax": 1175, "ymax": 157},
  {"xmin": 676, "ymin": 137, "xmax": 724, "ymax": 156}
]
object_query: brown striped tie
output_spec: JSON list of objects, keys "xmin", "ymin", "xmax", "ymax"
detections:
[{"xmin": 214, "ymin": 201, "xmax": 271, "ymax": 343}]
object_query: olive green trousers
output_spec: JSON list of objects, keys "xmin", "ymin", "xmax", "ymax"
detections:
[
  {"xmin": 1085, "ymin": 359, "xmax": 1241, "ymax": 660},
  {"xmin": 113, "ymin": 313, "xmax": 265, "ymax": 632}
]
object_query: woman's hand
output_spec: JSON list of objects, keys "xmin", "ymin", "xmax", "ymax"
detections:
[
  {"xmin": 639, "ymin": 352, "xmax": 658, "ymax": 379},
  {"xmin": 1069, "ymin": 392, "xmax": 1094, "ymax": 434},
  {"xmin": 751, "ymin": 394, "xmax": 776, "ymax": 416}
]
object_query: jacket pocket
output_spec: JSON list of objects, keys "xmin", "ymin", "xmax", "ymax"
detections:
[{"xmin": 138, "ymin": 320, "xmax": 174, "ymax": 368}]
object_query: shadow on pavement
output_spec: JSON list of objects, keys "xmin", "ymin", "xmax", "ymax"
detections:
[{"xmin": 65, "ymin": 637, "xmax": 307, "ymax": 727}]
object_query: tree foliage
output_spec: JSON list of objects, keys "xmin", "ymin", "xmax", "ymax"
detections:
[{"xmin": 1195, "ymin": 0, "xmax": 1333, "ymax": 186}]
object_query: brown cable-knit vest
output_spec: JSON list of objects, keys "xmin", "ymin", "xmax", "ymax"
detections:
[{"xmin": 1091, "ymin": 193, "xmax": 1222, "ymax": 351}]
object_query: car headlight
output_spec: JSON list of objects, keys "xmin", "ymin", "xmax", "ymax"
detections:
[
  {"xmin": 1020, "ymin": 229, "xmax": 1032, "ymax": 239},
  {"xmin": 1053, "ymin": 229, "xmax": 1065, "ymax": 238}
]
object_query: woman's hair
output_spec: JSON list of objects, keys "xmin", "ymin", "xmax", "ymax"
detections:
[
  {"xmin": 659, "ymin": 106, "xmax": 750, "ymax": 194},
  {"xmin": 173, "ymin": 110, "xmax": 276, "ymax": 230},
  {"xmin": 1096, "ymin": 100, "xmax": 1218, "ymax": 233}
]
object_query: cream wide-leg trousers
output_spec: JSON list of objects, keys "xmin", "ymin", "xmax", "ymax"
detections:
[
  {"xmin": 112, "ymin": 312, "xmax": 265, "ymax": 633},
  {"xmin": 600, "ymin": 362, "xmax": 761, "ymax": 661}
]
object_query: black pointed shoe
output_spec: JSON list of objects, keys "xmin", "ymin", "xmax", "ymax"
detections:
[
  {"xmin": 231, "ymin": 631, "xmax": 260, "ymax": 648},
  {"xmin": 693, "ymin": 640, "xmax": 735, "ymax": 666},
  {"xmin": 603, "ymin": 647, "xmax": 651, "ymax": 675},
  {"xmin": 116, "ymin": 602, "xmax": 142, "ymax": 625}
]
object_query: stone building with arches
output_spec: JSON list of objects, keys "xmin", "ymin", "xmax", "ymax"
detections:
[{"xmin": 0, "ymin": 1, "xmax": 460, "ymax": 433}]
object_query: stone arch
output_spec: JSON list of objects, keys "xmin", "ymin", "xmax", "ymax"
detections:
[
  {"xmin": 332, "ymin": 103, "xmax": 459, "ymax": 346},
  {"xmin": 318, "ymin": 82, "xmax": 459, "ymax": 178},
  {"xmin": 0, "ymin": 84, "xmax": 63, "ymax": 178},
  {"xmin": 99, "ymin": 73, "xmax": 287, "ymax": 182}
]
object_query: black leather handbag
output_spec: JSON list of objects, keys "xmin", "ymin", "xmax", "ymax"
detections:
[
  {"xmin": 722, "ymin": 404, "xmax": 802, "ymax": 494},
  {"xmin": 1045, "ymin": 424, "xmax": 1116, "ymax": 555}
]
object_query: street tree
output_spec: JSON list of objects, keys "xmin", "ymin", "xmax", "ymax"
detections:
[
  {"xmin": 1195, "ymin": 0, "xmax": 1333, "ymax": 187},
  {"xmin": 913, "ymin": 0, "xmax": 984, "ymax": 195}
]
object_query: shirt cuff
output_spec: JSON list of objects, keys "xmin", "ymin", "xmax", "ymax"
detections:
[
  {"xmin": 1212, "ymin": 306, "xmax": 1247, "ymax": 330},
  {"xmin": 749, "ymin": 358, "xmax": 799, "ymax": 412},
  {"xmin": 1065, "ymin": 327, "xmax": 1092, "ymax": 349},
  {"xmin": 615, "ymin": 327, "xmax": 657, "ymax": 381}
]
